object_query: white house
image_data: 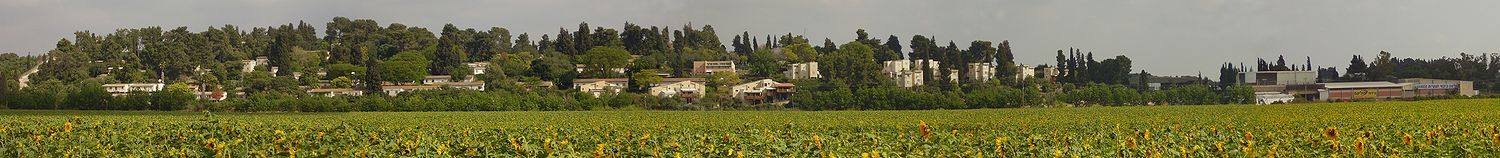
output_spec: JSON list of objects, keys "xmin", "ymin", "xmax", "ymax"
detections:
[
  {"xmin": 649, "ymin": 80, "xmax": 706, "ymax": 101},
  {"xmin": 308, "ymin": 88, "xmax": 364, "ymax": 97},
  {"xmin": 465, "ymin": 62, "xmax": 489, "ymax": 75},
  {"xmin": 966, "ymin": 63, "xmax": 996, "ymax": 82},
  {"xmin": 423, "ymin": 75, "xmax": 453, "ymax": 85}
]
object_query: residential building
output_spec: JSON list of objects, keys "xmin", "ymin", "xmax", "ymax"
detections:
[
  {"xmin": 466, "ymin": 62, "xmax": 489, "ymax": 75},
  {"xmin": 381, "ymin": 85, "xmax": 439, "ymax": 96},
  {"xmin": 102, "ymin": 83, "xmax": 165, "ymax": 96},
  {"xmin": 308, "ymin": 88, "xmax": 364, "ymax": 97},
  {"xmin": 730, "ymin": 79, "xmax": 797, "ymax": 104},
  {"xmin": 435, "ymin": 81, "xmax": 486, "ymax": 91},
  {"xmin": 1397, "ymin": 78, "xmax": 1477, "ymax": 97},
  {"xmin": 784, "ymin": 62, "xmax": 821, "ymax": 80},
  {"xmin": 423, "ymin": 75, "xmax": 453, "ymax": 85},
  {"xmin": 1015, "ymin": 64, "xmax": 1036, "ymax": 80},
  {"xmin": 882, "ymin": 59, "xmax": 953, "ymax": 87},
  {"xmin": 692, "ymin": 61, "xmax": 737, "ymax": 75},
  {"xmin": 574, "ymin": 78, "xmax": 629, "ymax": 97},
  {"xmin": 575, "ymin": 64, "xmax": 627, "ymax": 75},
  {"xmin": 966, "ymin": 63, "xmax": 996, "ymax": 82},
  {"xmin": 649, "ymin": 80, "xmax": 706, "ymax": 102},
  {"xmin": 240, "ymin": 56, "xmax": 268, "ymax": 73},
  {"xmin": 1038, "ymin": 66, "xmax": 1060, "ymax": 81}
]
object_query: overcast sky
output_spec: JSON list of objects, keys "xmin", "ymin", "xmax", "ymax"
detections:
[{"xmin": 3, "ymin": 0, "xmax": 1499, "ymax": 77}]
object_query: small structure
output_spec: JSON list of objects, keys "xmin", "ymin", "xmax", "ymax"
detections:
[
  {"xmin": 102, "ymin": 83, "xmax": 165, "ymax": 96},
  {"xmin": 730, "ymin": 79, "xmax": 797, "ymax": 104},
  {"xmin": 784, "ymin": 62, "xmax": 821, "ymax": 80},
  {"xmin": 308, "ymin": 88, "xmax": 364, "ymax": 97},
  {"xmin": 1255, "ymin": 92, "xmax": 1295, "ymax": 105},
  {"xmin": 691, "ymin": 61, "xmax": 737, "ymax": 75},
  {"xmin": 381, "ymin": 85, "xmax": 438, "ymax": 96},
  {"xmin": 574, "ymin": 78, "xmax": 629, "ymax": 97}
]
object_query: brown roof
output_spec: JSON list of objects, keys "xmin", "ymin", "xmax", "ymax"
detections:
[
  {"xmin": 574, "ymin": 78, "xmax": 629, "ymax": 83},
  {"xmin": 381, "ymin": 85, "xmax": 439, "ymax": 89},
  {"xmin": 308, "ymin": 88, "xmax": 359, "ymax": 93},
  {"xmin": 661, "ymin": 78, "xmax": 707, "ymax": 82}
]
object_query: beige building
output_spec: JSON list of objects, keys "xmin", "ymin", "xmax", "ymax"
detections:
[
  {"xmin": 730, "ymin": 79, "xmax": 797, "ymax": 104},
  {"xmin": 649, "ymin": 80, "xmax": 706, "ymax": 102},
  {"xmin": 574, "ymin": 78, "xmax": 629, "ymax": 97},
  {"xmin": 692, "ymin": 61, "xmax": 737, "ymax": 75},
  {"xmin": 784, "ymin": 62, "xmax": 821, "ymax": 80},
  {"xmin": 966, "ymin": 63, "xmax": 996, "ymax": 82}
]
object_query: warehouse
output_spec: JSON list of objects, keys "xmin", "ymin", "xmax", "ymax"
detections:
[
  {"xmin": 1396, "ymin": 78, "xmax": 1477, "ymax": 97},
  {"xmin": 1318, "ymin": 82, "xmax": 1411, "ymax": 101}
]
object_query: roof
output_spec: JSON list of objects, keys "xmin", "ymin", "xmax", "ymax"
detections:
[
  {"xmin": 425, "ymin": 75, "xmax": 452, "ymax": 79},
  {"xmin": 661, "ymin": 78, "xmax": 706, "ymax": 82},
  {"xmin": 308, "ymin": 88, "xmax": 359, "ymax": 93},
  {"xmin": 436, "ymin": 82, "xmax": 485, "ymax": 86},
  {"xmin": 1320, "ymin": 82, "xmax": 1408, "ymax": 89},
  {"xmin": 574, "ymin": 78, "xmax": 629, "ymax": 83},
  {"xmin": 381, "ymin": 85, "xmax": 439, "ymax": 89}
]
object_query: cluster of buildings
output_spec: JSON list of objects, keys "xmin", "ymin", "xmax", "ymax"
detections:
[{"xmin": 1240, "ymin": 70, "xmax": 1477, "ymax": 104}]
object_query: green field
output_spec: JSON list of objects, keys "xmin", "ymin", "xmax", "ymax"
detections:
[{"xmin": 4, "ymin": 99, "xmax": 1500, "ymax": 157}]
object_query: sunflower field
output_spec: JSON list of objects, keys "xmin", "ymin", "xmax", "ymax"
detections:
[{"xmin": 4, "ymin": 99, "xmax": 1500, "ymax": 157}]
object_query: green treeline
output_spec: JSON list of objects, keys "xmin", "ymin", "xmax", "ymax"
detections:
[{"xmin": 0, "ymin": 17, "xmax": 1256, "ymax": 112}]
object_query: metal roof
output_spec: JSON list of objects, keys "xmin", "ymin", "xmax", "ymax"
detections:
[{"xmin": 1320, "ymin": 82, "xmax": 1408, "ymax": 89}]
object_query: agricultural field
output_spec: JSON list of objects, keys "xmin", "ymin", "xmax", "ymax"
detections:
[{"xmin": 4, "ymin": 99, "xmax": 1500, "ymax": 157}]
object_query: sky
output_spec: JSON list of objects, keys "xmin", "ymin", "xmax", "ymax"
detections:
[{"xmin": 3, "ymin": 0, "xmax": 1499, "ymax": 77}]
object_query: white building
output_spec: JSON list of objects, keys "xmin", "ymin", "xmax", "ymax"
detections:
[
  {"xmin": 102, "ymin": 83, "xmax": 165, "ymax": 96},
  {"xmin": 1255, "ymin": 92, "xmax": 1295, "ymax": 105},
  {"xmin": 729, "ymin": 79, "xmax": 797, "ymax": 104},
  {"xmin": 435, "ymin": 81, "xmax": 486, "ymax": 91},
  {"xmin": 966, "ymin": 63, "xmax": 996, "ymax": 82},
  {"xmin": 784, "ymin": 62, "xmax": 821, "ymax": 80},
  {"xmin": 308, "ymin": 88, "xmax": 364, "ymax": 97},
  {"xmin": 882, "ymin": 59, "xmax": 954, "ymax": 87},
  {"xmin": 1015, "ymin": 64, "xmax": 1036, "ymax": 80},
  {"xmin": 465, "ymin": 62, "xmax": 490, "ymax": 75}
]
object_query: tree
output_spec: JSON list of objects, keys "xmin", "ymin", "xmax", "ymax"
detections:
[
  {"xmin": 67, "ymin": 82, "xmax": 111, "ymax": 110},
  {"xmin": 630, "ymin": 69, "xmax": 662, "ymax": 92},
  {"xmin": 379, "ymin": 51, "xmax": 431, "ymax": 84},
  {"xmin": 331, "ymin": 76, "xmax": 355, "ymax": 88},
  {"xmin": 782, "ymin": 43, "xmax": 818, "ymax": 63},
  {"xmin": 575, "ymin": 46, "xmax": 632, "ymax": 77},
  {"xmin": 1346, "ymin": 55, "xmax": 1368, "ymax": 80},
  {"xmin": 327, "ymin": 63, "xmax": 366, "ymax": 80},
  {"xmin": 745, "ymin": 49, "xmax": 782, "ymax": 78},
  {"xmin": 884, "ymin": 35, "xmax": 903, "ymax": 60},
  {"xmin": 994, "ymin": 41, "xmax": 1015, "ymax": 80},
  {"xmin": 820, "ymin": 42, "xmax": 884, "ymax": 88},
  {"xmin": 152, "ymin": 83, "xmax": 195, "ymax": 111}
]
